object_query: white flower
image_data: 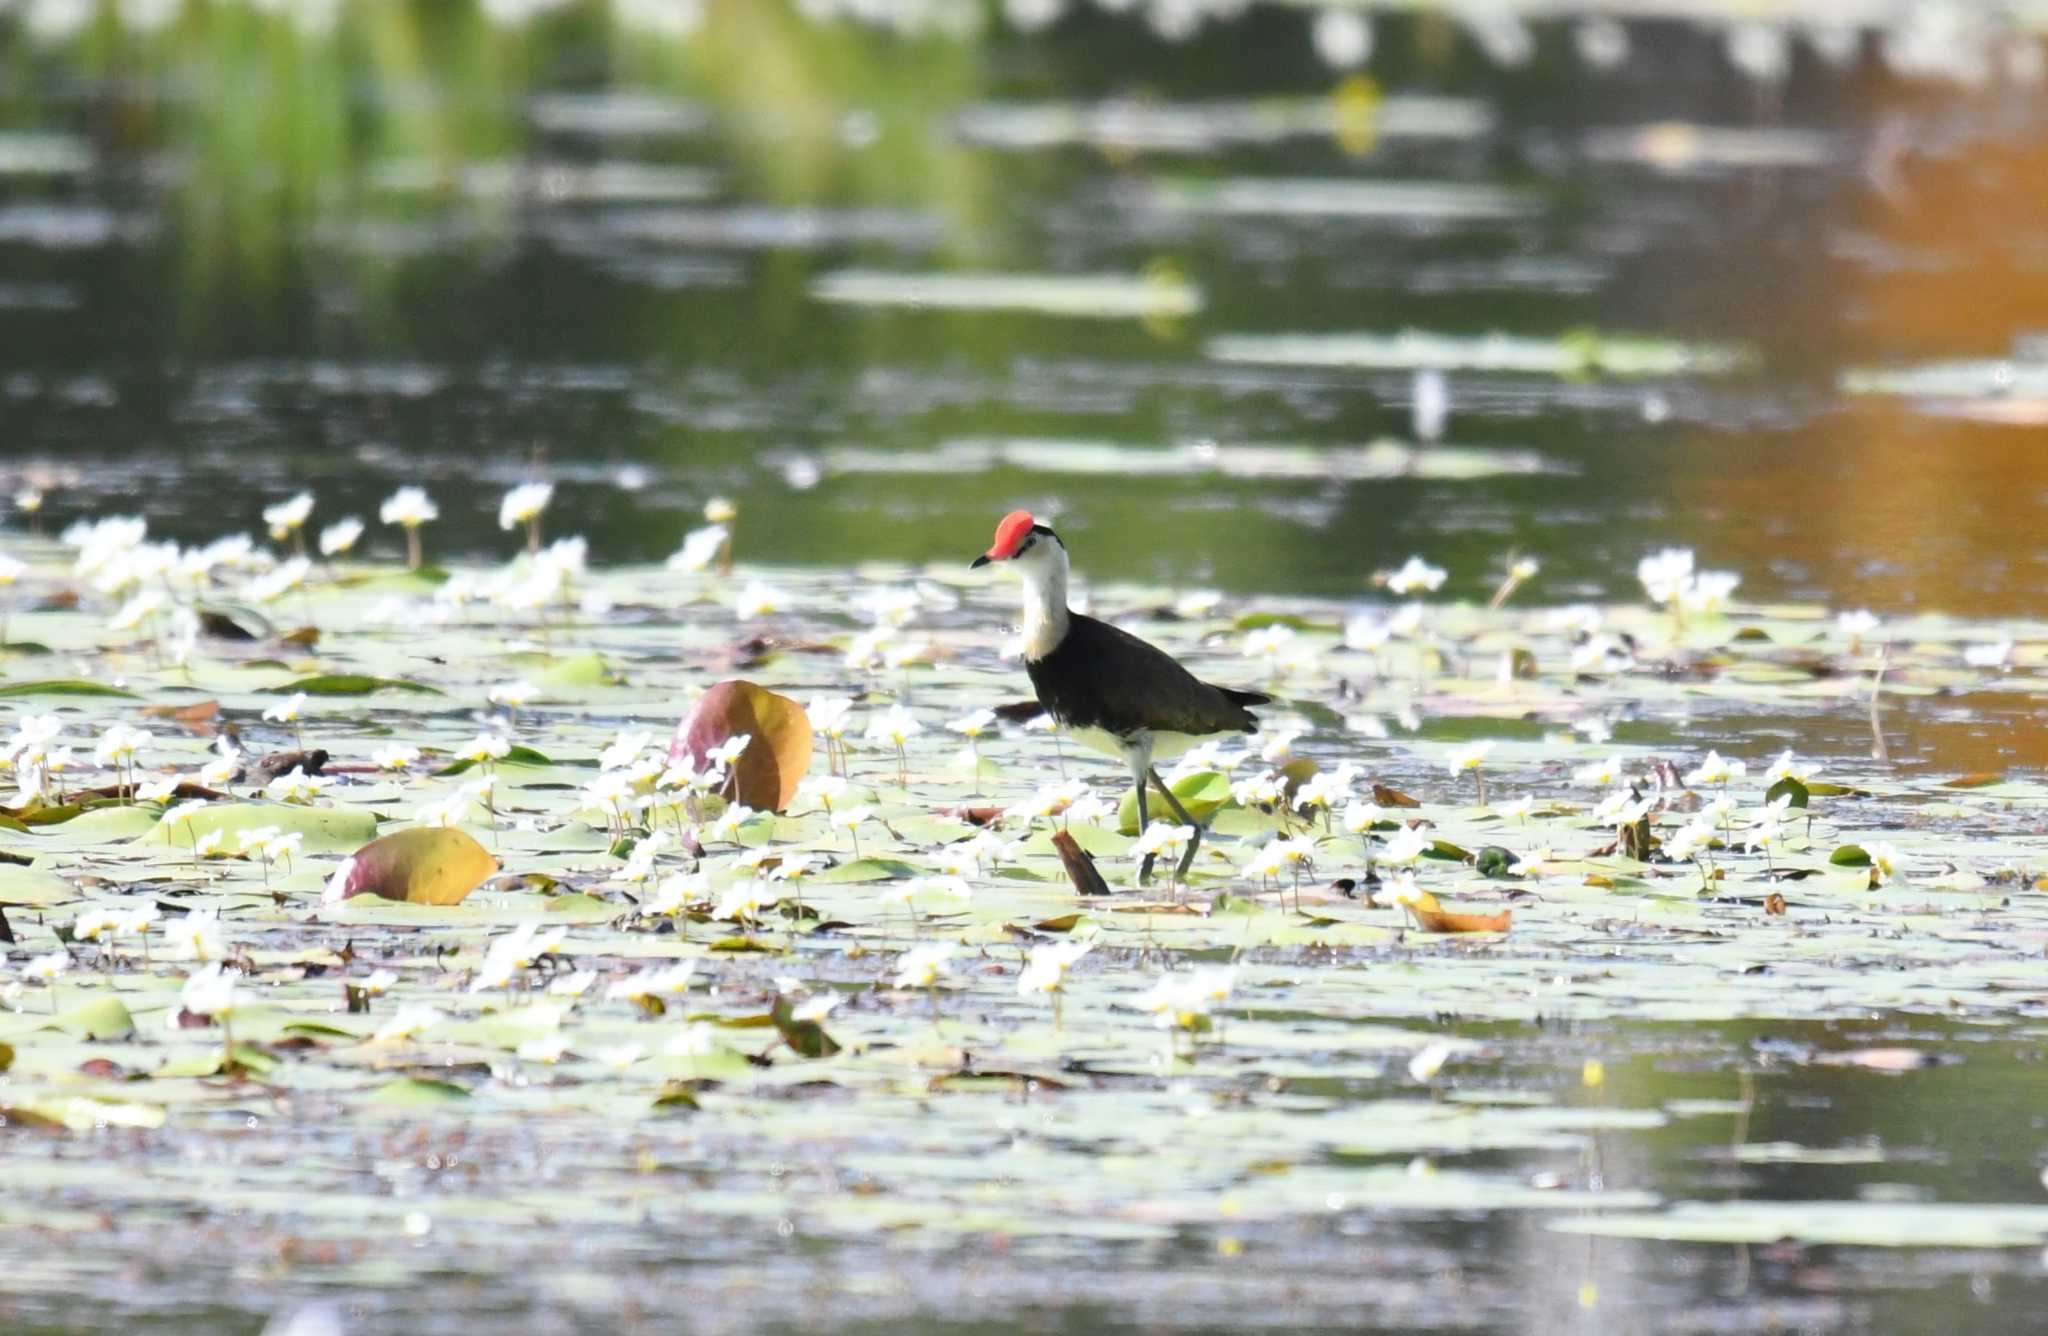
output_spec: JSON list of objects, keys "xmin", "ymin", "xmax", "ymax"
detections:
[
  {"xmin": 1964, "ymin": 639, "xmax": 2013, "ymax": 669},
  {"xmin": 1380, "ymin": 823, "xmax": 1429, "ymax": 867},
  {"xmin": 1374, "ymin": 870, "xmax": 1425, "ymax": 908},
  {"xmin": 379, "ymin": 486, "xmax": 439, "ymax": 529},
  {"xmin": 1637, "ymin": 548, "xmax": 1695, "ymax": 605},
  {"xmin": 179, "ymin": 962, "xmax": 239, "ymax": 1018},
  {"xmin": 262, "ymin": 693, "xmax": 307, "ymax": 725},
  {"xmin": 21, "ymin": 950, "xmax": 69, "ymax": 984},
  {"xmin": 807, "ymin": 697, "xmax": 855, "ymax": 739},
  {"xmin": 193, "ymin": 829, "xmax": 226, "ymax": 859},
  {"xmin": 1018, "ymin": 940, "xmax": 1091, "ymax": 996},
  {"xmin": 1680, "ymin": 570, "xmax": 1740, "ymax": 614},
  {"xmin": 1386, "ymin": 555, "xmax": 1447, "ymax": 595},
  {"xmin": 1763, "ymin": 751, "xmax": 1815, "ymax": 785},
  {"xmin": 516, "ymin": 1035, "xmax": 568, "ymax": 1064},
  {"xmin": 498, "ymin": 481, "xmax": 554, "ymax": 530},
  {"xmin": 546, "ymin": 970, "xmax": 597, "ymax": 998},
  {"xmin": 863, "ymin": 705, "xmax": 921, "ymax": 747},
  {"xmin": 606, "ymin": 961, "xmax": 697, "ymax": 1001},
  {"xmin": 597, "ymin": 1044, "xmax": 643, "ymax": 1072},
  {"xmin": 705, "ymin": 734, "xmax": 752, "ymax": 768},
  {"xmin": 71, "ymin": 907, "xmax": 125, "ymax": 941},
  {"xmin": 134, "ymin": 773, "xmax": 179, "ymax": 803},
  {"xmin": 1572, "ymin": 755, "xmax": 1625, "ymax": 788},
  {"xmin": 703, "ymin": 496, "xmax": 737, "ymax": 524},
  {"xmin": 1407, "ymin": 1041, "xmax": 1455, "ymax": 1083},
  {"xmin": 599, "ymin": 730, "xmax": 653, "ymax": 773},
  {"xmin": 1293, "ymin": 770, "xmax": 1353, "ymax": 814},
  {"xmin": 374, "ymin": 1003, "xmax": 445, "ymax": 1043},
  {"xmin": 1509, "ymin": 557, "xmax": 1539, "ymax": 581},
  {"xmin": 109, "ymin": 589, "xmax": 166, "ymax": 631},
  {"xmin": 645, "ymin": 871, "xmax": 703, "ymax": 916},
  {"xmin": 1663, "ymin": 818, "xmax": 1718, "ymax": 863},
  {"xmin": 1683, "ymin": 750, "xmax": 1746, "ymax": 787},
  {"xmin": 360, "ymin": 968, "xmax": 398, "ymax": 994},
  {"xmin": 171, "ymin": 908, "xmax": 226, "ymax": 961},
  {"xmin": 1242, "ymin": 625, "xmax": 1296, "ymax": 660},
  {"xmin": 264, "ymin": 831, "xmax": 304, "ymax": 865},
  {"xmin": 1131, "ymin": 822, "xmax": 1194, "ymax": 859},
  {"xmin": 1837, "ymin": 609, "xmax": 1881, "ymax": 639},
  {"xmin": 1867, "ymin": 841, "xmax": 1903, "ymax": 885},
  {"xmin": 733, "ymin": 581, "xmax": 785, "ymax": 620},
  {"xmin": 318, "ymin": 517, "xmax": 364, "ymax": 556},
  {"xmin": 1341, "ymin": 800, "xmax": 1385, "ymax": 835},
  {"xmin": 1135, "ymin": 967, "xmax": 1234, "ymax": 1030},
  {"xmin": 1446, "ymin": 741, "xmax": 1492, "ymax": 773},
  {"xmin": 710, "ymin": 803, "xmax": 759, "ymax": 843},
  {"xmin": 373, "ymin": 743, "xmax": 421, "ymax": 771},
  {"xmin": 488, "ymin": 681, "xmax": 538, "ymax": 709},
  {"xmin": 892, "ymin": 942, "xmax": 956, "ymax": 989},
  {"xmin": 1498, "ymin": 795, "xmax": 1535, "ymax": 823},
  {"xmin": 714, "ymin": 881, "xmax": 775, "ymax": 923},
  {"xmin": 263, "ymin": 491, "xmax": 315, "ymax": 537},
  {"xmin": 266, "ymin": 768, "xmax": 331, "ymax": 804},
  {"xmin": 457, "ymin": 733, "xmax": 512, "ymax": 764},
  {"xmin": 947, "ymin": 708, "xmax": 998, "ymax": 739},
  {"xmin": 93, "ymin": 723, "xmax": 150, "ymax": 766},
  {"xmin": 666, "ymin": 523, "xmax": 728, "ymax": 573}
]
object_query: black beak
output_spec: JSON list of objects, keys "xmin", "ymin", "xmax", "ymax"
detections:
[{"xmin": 970, "ymin": 554, "xmax": 991, "ymax": 569}]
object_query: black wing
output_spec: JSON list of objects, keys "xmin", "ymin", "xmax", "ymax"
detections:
[{"xmin": 1025, "ymin": 613, "xmax": 1267, "ymax": 738}]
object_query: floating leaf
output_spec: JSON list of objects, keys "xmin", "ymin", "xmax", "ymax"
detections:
[
  {"xmin": 1401, "ymin": 889, "xmax": 1511, "ymax": 934},
  {"xmin": 1116, "ymin": 770, "xmax": 1231, "ymax": 834},
  {"xmin": 668, "ymin": 680, "xmax": 813, "ymax": 813},
  {"xmin": 434, "ymin": 745, "xmax": 553, "ymax": 776},
  {"xmin": 0, "ymin": 866, "xmax": 76, "ymax": 906},
  {"xmin": 1829, "ymin": 845, "xmax": 1871, "ymax": 868},
  {"xmin": 51, "ymin": 993, "xmax": 135, "ymax": 1040},
  {"xmin": 770, "ymin": 993, "xmax": 842, "ymax": 1059},
  {"xmin": 367, "ymin": 1076, "xmax": 472, "ymax": 1106},
  {"xmin": 263, "ymin": 675, "xmax": 442, "ymax": 697},
  {"xmin": 327, "ymin": 827, "xmax": 499, "ymax": 906},
  {"xmin": 140, "ymin": 801, "xmax": 377, "ymax": 854},
  {"xmin": 1764, "ymin": 777, "xmax": 1809, "ymax": 809},
  {"xmin": 0, "ymin": 680, "xmax": 137, "ymax": 699},
  {"xmin": 0, "ymin": 1095, "xmax": 165, "ymax": 1131}
]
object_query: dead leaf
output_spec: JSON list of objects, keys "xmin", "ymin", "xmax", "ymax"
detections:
[
  {"xmin": 326, "ymin": 828, "xmax": 499, "ymax": 906},
  {"xmin": 1943, "ymin": 772, "xmax": 2005, "ymax": 789},
  {"xmin": 1403, "ymin": 889, "xmax": 1511, "ymax": 933},
  {"xmin": 1764, "ymin": 892, "xmax": 1787, "ymax": 916},
  {"xmin": 1372, "ymin": 783, "xmax": 1422, "ymax": 808},
  {"xmin": 669, "ymin": 680, "xmax": 814, "ymax": 813},
  {"xmin": 1050, "ymin": 829, "xmax": 1111, "ymax": 897}
]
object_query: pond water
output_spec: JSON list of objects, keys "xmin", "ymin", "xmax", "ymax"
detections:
[{"xmin": 4, "ymin": 4, "xmax": 2048, "ymax": 1336}]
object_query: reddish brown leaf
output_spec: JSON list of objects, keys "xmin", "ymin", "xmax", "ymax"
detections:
[
  {"xmin": 1402, "ymin": 889, "xmax": 1511, "ymax": 934},
  {"xmin": 324, "ymin": 827, "xmax": 499, "ymax": 906},
  {"xmin": 668, "ymin": 680, "xmax": 814, "ymax": 813},
  {"xmin": 1050, "ymin": 829, "xmax": 1111, "ymax": 897},
  {"xmin": 1372, "ymin": 783, "xmax": 1422, "ymax": 808}
]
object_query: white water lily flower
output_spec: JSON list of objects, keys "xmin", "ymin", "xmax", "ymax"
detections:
[
  {"xmin": 21, "ymin": 950, "xmax": 70, "ymax": 984},
  {"xmin": 1386, "ymin": 555, "xmax": 1447, "ymax": 595},
  {"xmin": 498, "ymin": 481, "xmax": 555, "ymax": 530},
  {"xmin": 263, "ymin": 830, "xmax": 304, "ymax": 866},
  {"xmin": 863, "ymin": 705, "xmax": 922, "ymax": 747},
  {"xmin": 263, "ymin": 491, "xmax": 315, "ymax": 539},
  {"xmin": 1867, "ymin": 841, "xmax": 1903, "ymax": 885},
  {"xmin": 1637, "ymin": 548, "xmax": 1695, "ymax": 605},
  {"xmin": 379, "ymin": 486, "xmax": 439, "ymax": 529},
  {"xmin": 599, "ymin": 730, "xmax": 653, "ymax": 773},
  {"xmin": 1592, "ymin": 790, "xmax": 1654, "ymax": 825},
  {"xmin": 705, "ymin": 734, "xmax": 752, "ymax": 767},
  {"xmin": 1407, "ymin": 1041, "xmax": 1455, "ymax": 1083},
  {"xmin": 373, "ymin": 743, "xmax": 421, "ymax": 771},
  {"xmin": 1018, "ymin": 940, "xmax": 1091, "ymax": 997},
  {"xmin": 1964, "ymin": 640, "xmax": 2013, "ymax": 669},
  {"xmin": 1498, "ymin": 795, "xmax": 1535, "ymax": 823},
  {"xmin": 1342, "ymin": 800, "xmax": 1385, "ymax": 836},
  {"xmin": 1379, "ymin": 823, "xmax": 1429, "ymax": 867},
  {"xmin": 666, "ymin": 523, "xmax": 728, "ymax": 573},
  {"xmin": 266, "ymin": 768, "xmax": 331, "ymax": 804},
  {"xmin": 93, "ymin": 723, "xmax": 149, "ymax": 766},
  {"xmin": 359, "ymin": 969, "xmax": 398, "ymax": 995},
  {"xmin": 733, "ymin": 581, "xmax": 785, "ymax": 619},
  {"xmin": 318, "ymin": 516, "xmax": 364, "ymax": 556},
  {"xmin": 1293, "ymin": 770, "xmax": 1352, "ymax": 815},
  {"xmin": 262, "ymin": 693, "xmax": 307, "ymax": 725},
  {"xmin": 1572, "ymin": 755, "xmax": 1625, "ymax": 788},
  {"xmin": 1837, "ymin": 609, "xmax": 1881, "ymax": 639},
  {"xmin": 1762, "ymin": 751, "xmax": 1815, "ymax": 785},
  {"xmin": 645, "ymin": 872, "xmax": 701, "ymax": 916},
  {"xmin": 1684, "ymin": 750, "xmax": 1746, "ymax": 787},
  {"xmin": 607, "ymin": 962, "xmax": 698, "ymax": 1001},
  {"xmin": 710, "ymin": 803, "xmax": 759, "ymax": 843},
  {"xmin": 598, "ymin": 1044, "xmax": 643, "ymax": 1072},
  {"xmin": 946, "ymin": 708, "xmax": 997, "ymax": 739},
  {"xmin": 1132, "ymin": 822, "xmax": 1195, "ymax": 860},
  {"xmin": 134, "ymin": 773, "xmax": 179, "ymax": 803},
  {"xmin": 238, "ymin": 825, "xmax": 282, "ymax": 853},
  {"xmin": 714, "ymin": 881, "xmax": 775, "ymax": 923},
  {"xmin": 170, "ymin": 909, "xmax": 225, "ymax": 961},
  {"xmin": 1374, "ymin": 870, "xmax": 1426, "ymax": 908},
  {"xmin": 457, "ymin": 733, "xmax": 512, "ymax": 765},
  {"xmin": 516, "ymin": 1035, "xmax": 568, "ymax": 1064},
  {"xmin": 891, "ymin": 942, "xmax": 956, "ymax": 990},
  {"xmin": 1446, "ymin": 741, "xmax": 1492, "ymax": 773},
  {"xmin": 109, "ymin": 589, "xmax": 166, "ymax": 632},
  {"xmin": 795, "ymin": 774, "xmax": 849, "ymax": 810},
  {"xmin": 179, "ymin": 962, "xmax": 239, "ymax": 1019},
  {"xmin": 1663, "ymin": 819, "xmax": 1718, "ymax": 863},
  {"xmin": 665, "ymin": 1022, "xmax": 721, "ymax": 1058},
  {"xmin": 487, "ymin": 681, "xmax": 538, "ymax": 709},
  {"xmin": 1135, "ymin": 967, "xmax": 1234, "ymax": 1031},
  {"xmin": 193, "ymin": 829, "xmax": 227, "ymax": 859},
  {"xmin": 374, "ymin": 1003, "xmax": 446, "ymax": 1043},
  {"xmin": 807, "ymin": 697, "xmax": 855, "ymax": 739},
  {"xmin": 120, "ymin": 902, "xmax": 160, "ymax": 938},
  {"xmin": 547, "ymin": 970, "xmax": 597, "ymax": 998},
  {"xmin": 71, "ymin": 907, "xmax": 125, "ymax": 942},
  {"xmin": 1680, "ymin": 569, "xmax": 1740, "ymax": 614}
]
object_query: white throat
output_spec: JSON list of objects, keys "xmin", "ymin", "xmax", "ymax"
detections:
[{"xmin": 1016, "ymin": 542, "xmax": 1071, "ymax": 661}]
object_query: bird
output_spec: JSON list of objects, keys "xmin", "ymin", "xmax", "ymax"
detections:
[{"xmin": 971, "ymin": 510, "xmax": 1271, "ymax": 884}]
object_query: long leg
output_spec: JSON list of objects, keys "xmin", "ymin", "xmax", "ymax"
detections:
[
  {"xmin": 1134, "ymin": 774, "xmax": 1154, "ymax": 884},
  {"xmin": 1123, "ymin": 739, "xmax": 1156, "ymax": 886},
  {"xmin": 1148, "ymin": 767, "xmax": 1201, "ymax": 880}
]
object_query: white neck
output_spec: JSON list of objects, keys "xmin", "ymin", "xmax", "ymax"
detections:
[{"xmin": 1017, "ymin": 542, "xmax": 1071, "ymax": 661}]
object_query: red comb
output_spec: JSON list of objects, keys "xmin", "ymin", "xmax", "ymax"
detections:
[{"xmin": 986, "ymin": 510, "xmax": 1036, "ymax": 559}]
